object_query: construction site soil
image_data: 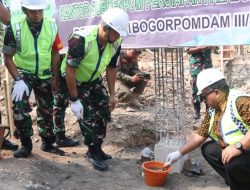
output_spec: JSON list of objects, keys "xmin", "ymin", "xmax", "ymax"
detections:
[{"xmin": 0, "ymin": 50, "xmax": 229, "ymax": 190}]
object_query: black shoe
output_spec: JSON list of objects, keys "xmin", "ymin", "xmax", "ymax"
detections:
[
  {"xmin": 55, "ymin": 136, "xmax": 80, "ymax": 148},
  {"xmin": 85, "ymin": 151, "xmax": 108, "ymax": 171},
  {"xmin": 2, "ymin": 139, "xmax": 18, "ymax": 151},
  {"xmin": 13, "ymin": 146, "xmax": 32, "ymax": 158},
  {"xmin": 99, "ymin": 149, "xmax": 112, "ymax": 160},
  {"xmin": 41, "ymin": 143, "xmax": 65, "ymax": 156},
  {"xmin": 96, "ymin": 138, "xmax": 112, "ymax": 160}
]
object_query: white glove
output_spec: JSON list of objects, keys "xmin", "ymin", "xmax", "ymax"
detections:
[
  {"xmin": 11, "ymin": 79, "xmax": 29, "ymax": 102},
  {"xmin": 70, "ymin": 99, "xmax": 83, "ymax": 119},
  {"xmin": 165, "ymin": 150, "xmax": 183, "ymax": 166}
]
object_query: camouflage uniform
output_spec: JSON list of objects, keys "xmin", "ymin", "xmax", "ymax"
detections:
[
  {"xmin": 188, "ymin": 48, "xmax": 212, "ymax": 117},
  {"xmin": 3, "ymin": 20, "xmax": 63, "ymax": 143},
  {"xmin": 76, "ymin": 79, "xmax": 110, "ymax": 145},
  {"xmin": 0, "ymin": 20, "xmax": 5, "ymax": 64},
  {"xmin": 12, "ymin": 73, "xmax": 55, "ymax": 140},
  {"xmin": 116, "ymin": 50, "xmax": 147, "ymax": 102},
  {"xmin": 54, "ymin": 75, "xmax": 110, "ymax": 144},
  {"xmin": 59, "ymin": 33, "xmax": 119, "ymax": 146},
  {"xmin": 0, "ymin": 5, "xmax": 19, "ymax": 151},
  {"xmin": 0, "ymin": 22, "xmax": 4, "ymax": 55},
  {"xmin": 53, "ymin": 75, "xmax": 69, "ymax": 134},
  {"xmin": 0, "ymin": 21, "xmax": 2, "ymax": 120}
]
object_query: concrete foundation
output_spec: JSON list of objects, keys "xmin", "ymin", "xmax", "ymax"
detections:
[{"xmin": 154, "ymin": 142, "xmax": 188, "ymax": 174}]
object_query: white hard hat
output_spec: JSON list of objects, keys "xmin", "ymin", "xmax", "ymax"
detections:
[
  {"xmin": 21, "ymin": 0, "xmax": 47, "ymax": 10},
  {"xmin": 101, "ymin": 8, "xmax": 129, "ymax": 37},
  {"xmin": 197, "ymin": 68, "xmax": 226, "ymax": 95}
]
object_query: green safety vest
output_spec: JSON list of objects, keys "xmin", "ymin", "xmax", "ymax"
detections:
[
  {"xmin": 61, "ymin": 26, "xmax": 122, "ymax": 83},
  {"xmin": 208, "ymin": 89, "xmax": 249, "ymax": 145},
  {"xmin": 12, "ymin": 16, "xmax": 58, "ymax": 79}
]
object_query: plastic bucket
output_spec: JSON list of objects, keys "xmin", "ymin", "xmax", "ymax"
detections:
[{"xmin": 142, "ymin": 161, "xmax": 172, "ymax": 187}]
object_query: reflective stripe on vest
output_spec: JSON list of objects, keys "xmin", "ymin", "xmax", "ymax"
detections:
[
  {"xmin": 61, "ymin": 26, "xmax": 122, "ymax": 82},
  {"xmin": 208, "ymin": 89, "xmax": 249, "ymax": 145},
  {"xmin": 15, "ymin": 23, "xmax": 21, "ymax": 53},
  {"xmin": 12, "ymin": 17, "xmax": 58, "ymax": 79}
]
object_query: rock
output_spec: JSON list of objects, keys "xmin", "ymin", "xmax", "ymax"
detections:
[{"xmin": 116, "ymin": 124, "xmax": 123, "ymax": 129}]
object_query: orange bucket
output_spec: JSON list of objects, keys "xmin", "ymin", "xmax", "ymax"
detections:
[{"xmin": 142, "ymin": 161, "xmax": 172, "ymax": 187}]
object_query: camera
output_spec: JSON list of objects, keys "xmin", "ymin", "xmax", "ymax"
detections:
[{"xmin": 137, "ymin": 72, "xmax": 150, "ymax": 80}]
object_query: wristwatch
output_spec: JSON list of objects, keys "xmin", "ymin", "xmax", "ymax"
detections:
[
  {"xmin": 14, "ymin": 76, "xmax": 22, "ymax": 81},
  {"xmin": 235, "ymin": 142, "xmax": 245, "ymax": 153}
]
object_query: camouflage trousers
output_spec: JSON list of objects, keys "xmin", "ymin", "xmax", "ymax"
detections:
[
  {"xmin": 54, "ymin": 77, "xmax": 111, "ymax": 145},
  {"xmin": 191, "ymin": 75, "xmax": 200, "ymax": 104},
  {"xmin": 115, "ymin": 80, "xmax": 147, "ymax": 102},
  {"xmin": 0, "ymin": 76, "xmax": 1, "ymax": 124},
  {"xmin": 12, "ymin": 73, "xmax": 55, "ymax": 141},
  {"xmin": 53, "ymin": 76, "xmax": 69, "ymax": 134},
  {"xmin": 78, "ymin": 78, "xmax": 111, "ymax": 145}
]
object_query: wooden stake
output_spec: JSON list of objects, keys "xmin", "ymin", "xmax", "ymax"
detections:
[{"xmin": 4, "ymin": 67, "xmax": 14, "ymax": 138}]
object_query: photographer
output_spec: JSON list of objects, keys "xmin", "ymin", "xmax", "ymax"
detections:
[{"xmin": 115, "ymin": 49, "xmax": 149, "ymax": 108}]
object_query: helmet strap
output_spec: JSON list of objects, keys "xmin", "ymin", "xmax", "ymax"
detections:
[
  {"xmin": 22, "ymin": 7, "xmax": 43, "ymax": 26},
  {"xmin": 101, "ymin": 25, "xmax": 112, "ymax": 44},
  {"xmin": 26, "ymin": 16, "xmax": 43, "ymax": 26},
  {"xmin": 105, "ymin": 26, "xmax": 112, "ymax": 43}
]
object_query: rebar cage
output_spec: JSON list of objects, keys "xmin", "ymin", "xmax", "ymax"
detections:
[{"xmin": 154, "ymin": 48, "xmax": 186, "ymax": 146}]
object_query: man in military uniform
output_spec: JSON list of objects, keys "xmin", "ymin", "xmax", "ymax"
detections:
[
  {"xmin": 0, "ymin": 0, "xmax": 19, "ymax": 151},
  {"xmin": 115, "ymin": 49, "xmax": 149, "ymax": 108},
  {"xmin": 62, "ymin": 8, "xmax": 129, "ymax": 171},
  {"xmin": 52, "ymin": 53, "xmax": 80, "ymax": 148},
  {"xmin": 3, "ymin": 0, "xmax": 64, "ymax": 158},
  {"xmin": 186, "ymin": 46, "xmax": 213, "ymax": 120},
  {"xmin": 0, "ymin": 0, "xmax": 10, "ymax": 26}
]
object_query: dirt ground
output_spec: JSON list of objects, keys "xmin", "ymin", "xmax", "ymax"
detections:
[
  {"xmin": 0, "ymin": 50, "xmax": 229, "ymax": 190},
  {"xmin": 0, "ymin": 146, "xmax": 228, "ymax": 190}
]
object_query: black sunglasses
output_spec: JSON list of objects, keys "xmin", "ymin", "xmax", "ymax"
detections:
[{"xmin": 200, "ymin": 89, "xmax": 214, "ymax": 102}]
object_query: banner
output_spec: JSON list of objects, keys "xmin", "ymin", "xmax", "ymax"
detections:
[
  {"xmin": 6, "ymin": 0, "xmax": 250, "ymax": 48},
  {"xmin": 55, "ymin": 0, "xmax": 250, "ymax": 48}
]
